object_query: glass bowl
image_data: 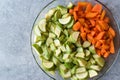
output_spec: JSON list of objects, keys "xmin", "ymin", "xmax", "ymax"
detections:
[{"xmin": 30, "ymin": 0, "xmax": 120, "ymax": 80}]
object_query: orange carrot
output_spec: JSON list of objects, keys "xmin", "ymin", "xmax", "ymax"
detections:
[
  {"xmin": 100, "ymin": 10, "xmax": 106, "ymax": 20},
  {"xmin": 86, "ymin": 12, "xmax": 98, "ymax": 18},
  {"xmin": 85, "ymin": 3, "xmax": 92, "ymax": 13},
  {"xmin": 87, "ymin": 34, "xmax": 93, "ymax": 42},
  {"xmin": 69, "ymin": 9, "xmax": 74, "ymax": 15},
  {"xmin": 92, "ymin": 39, "xmax": 97, "ymax": 45},
  {"xmin": 96, "ymin": 31, "xmax": 105, "ymax": 40},
  {"xmin": 96, "ymin": 49, "xmax": 101, "ymax": 56},
  {"xmin": 81, "ymin": 32, "xmax": 86, "ymax": 41},
  {"xmin": 110, "ymin": 40, "xmax": 115, "ymax": 54},
  {"xmin": 98, "ymin": 20, "xmax": 109, "ymax": 30},
  {"xmin": 102, "ymin": 44, "xmax": 109, "ymax": 50},
  {"xmin": 104, "ymin": 51, "xmax": 110, "ymax": 58},
  {"xmin": 95, "ymin": 41, "xmax": 102, "ymax": 48},
  {"xmin": 78, "ymin": 2, "xmax": 88, "ymax": 7},
  {"xmin": 92, "ymin": 4, "xmax": 102, "ymax": 13},
  {"xmin": 80, "ymin": 25, "xmax": 84, "ymax": 33},
  {"xmin": 96, "ymin": 24, "xmax": 102, "ymax": 31},
  {"xmin": 104, "ymin": 17, "xmax": 110, "ymax": 23},
  {"xmin": 101, "ymin": 48, "xmax": 106, "ymax": 55},
  {"xmin": 90, "ymin": 19, "xmax": 95, "ymax": 26},
  {"xmin": 108, "ymin": 27, "xmax": 116, "ymax": 37},
  {"xmin": 74, "ymin": 6, "xmax": 79, "ymax": 12},
  {"xmin": 78, "ymin": 18, "xmax": 85, "ymax": 24},
  {"xmin": 73, "ymin": 11, "xmax": 78, "ymax": 21},
  {"xmin": 91, "ymin": 31, "xmax": 96, "ymax": 36},
  {"xmin": 84, "ymin": 23, "xmax": 89, "ymax": 28},
  {"xmin": 84, "ymin": 27, "xmax": 90, "ymax": 33},
  {"xmin": 73, "ymin": 21, "xmax": 81, "ymax": 31}
]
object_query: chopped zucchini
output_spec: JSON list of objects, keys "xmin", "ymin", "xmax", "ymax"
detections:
[
  {"xmin": 71, "ymin": 66, "xmax": 77, "ymax": 75},
  {"xmin": 59, "ymin": 16, "xmax": 71, "ymax": 25},
  {"xmin": 66, "ymin": 44, "xmax": 72, "ymax": 53},
  {"xmin": 49, "ymin": 33, "xmax": 56, "ymax": 38},
  {"xmin": 57, "ymin": 5, "xmax": 68, "ymax": 15},
  {"xmin": 93, "ymin": 54, "xmax": 105, "ymax": 67},
  {"xmin": 45, "ymin": 8, "xmax": 56, "ymax": 20},
  {"xmin": 75, "ymin": 52, "xmax": 85, "ymax": 58},
  {"xmin": 67, "ymin": 2, "xmax": 74, "ymax": 9},
  {"xmin": 53, "ymin": 10, "xmax": 62, "ymax": 21},
  {"xmin": 62, "ymin": 13, "xmax": 70, "ymax": 18},
  {"xmin": 46, "ymin": 38, "xmax": 53, "ymax": 46},
  {"xmin": 50, "ymin": 43, "xmax": 56, "ymax": 51},
  {"xmin": 83, "ymin": 41, "xmax": 91, "ymax": 48},
  {"xmin": 54, "ymin": 25, "xmax": 61, "ymax": 38},
  {"xmin": 34, "ymin": 25, "xmax": 41, "ymax": 36},
  {"xmin": 54, "ymin": 39, "xmax": 61, "ymax": 47},
  {"xmin": 76, "ymin": 71, "xmax": 88, "ymax": 79},
  {"xmin": 60, "ymin": 45, "xmax": 66, "ymax": 52},
  {"xmin": 88, "ymin": 70, "xmax": 98, "ymax": 78},
  {"xmin": 55, "ymin": 48, "xmax": 61, "ymax": 57},
  {"xmin": 52, "ymin": 56, "xmax": 60, "ymax": 65},
  {"xmin": 76, "ymin": 67, "xmax": 86, "ymax": 74},
  {"xmin": 63, "ymin": 54, "xmax": 70, "ymax": 60},
  {"xmin": 90, "ymin": 65, "xmax": 102, "ymax": 71},
  {"xmin": 66, "ymin": 19, "xmax": 74, "ymax": 29},
  {"xmin": 64, "ymin": 62, "xmax": 74, "ymax": 69},
  {"xmin": 90, "ymin": 58, "xmax": 96, "ymax": 64},
  {"xmin": 77, "ymin": 47, "xmax": 84, "ymax": 53},
  {"xmin": 77, "ymin": 59, "xmax": 87, "ymax": 67},
  {"xmin": 85, "ymin": 49, "xmax": 90, "ymax": 57},
  {"xmin": 32, "ymin": 44, "xmax": 43, "ymax": 55},
  {"xmin": 38, "ymin": 19, "xmax": 46, "ymax": 32},
  {"xmin": 60, "ymin": 70, "xmax": 71, "ymax": 79},
  {"xmin": 89, "ymin": 45, "xmax": 96, "ymax": 54},
  {"xmin": 59, "ymin": 64, "xmax": 67, "ymax": 72},
  {"xmin": 42, "ymin": 60, "xmax": 54, "ymax": 70}
]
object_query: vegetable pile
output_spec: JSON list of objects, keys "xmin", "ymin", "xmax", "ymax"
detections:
[{"xmin": 32, "ymin": 1, "xmax": 116, "ymax": 80}]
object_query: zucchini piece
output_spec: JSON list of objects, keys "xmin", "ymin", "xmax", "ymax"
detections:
[
  {"xmin": 76, "ymin": 67, "xmax": 86, "ymax": 74},
  {"xmin": 63, "ymin": 29, "xmax": 69, "ymax": 37},
  {"xmin": 76, "ymin": 71, "xmax": 88, "ymax": 79},
  {"xmin": 54, "ymin": 39, "xmax": 61, "ymax": 47},
  {"xmin": 53, "ymin": 10, "xmax": 62, "ymax": 21},
  {"xmin": 34, "ymin": 25, "xmax": 41, "ymax": 36},
  {"xmin": 50, "ymin": 23, "xmax": 56, "ymax": 33},
  {"xmin": 62, "ymin": 13, "xmax": 70, "ymax": 18},
  {"xmin": 42, "ymin": 60, "xmax": 54, "ymax": 70},
  {"xmin": 68, "ymin": 31, "xmax": 80, "ymax": 43},
  {"xmin": 63, "ymin": 53, "xmax": 70, "ymax": 60},
  {"xmin": 85, "ymin": 49, "xmax": 90, "ymax": 57},
  {"xmin": 86, "ymin": 61, "xmax": 92, "ymax": 69},
  {"xmin": 50, "ymin": 43, "xmax": 56, "ymax": 51},
  {"xmin": 46, "ymin": 38, "xmax": 53, "ymax": 46},
  {"xmin": 67, "ymin": 2, "xmax": 74, "ymax": 9},
  {"xmin": 55, "ymin": 48, "xmax": 61, "ymax": 57},
  {"xmin": 34, "ymin": 36, "xmax": 46, "ymax": 43},
  {"xmin": 64, "ymin": 62, "xmax": 74, "ymax": 69},
  {"xmin": 90, "ymin": 65, "xmax": 102, "ymax": 71},
  {"xmin": 59, "ymin": 64, "xmax": 67, "ymax": 72},
  {"xmin": 88, "ymin": 70, "xmax": 98, "ymax": 78},
  {"xmin": 54, "ymin": 25, "xmax": 61, "ymax": 38},
  {"xmin": 77, "ymin": 59, "xmax": 87, "ymax": 67},
  {"xmin": 83, "ymin": 41, "xmax": 91, "ymax": 48},
  {"xmin": 45, "ymin": 8, "xmax": 56, "ymax": 20},
  {"xmin": 42, "ymin": 47, "xmax": 51, "ymax": 60},
  {"xmin": 77, "ymin": 47, "xmax": 84, "ymax": 53},
  {"xmin": 71, "ymin": 75, "xmax": 78, "ymax": 80},
  {"xmin": 66, "ymin": 19, "xmax": 74, "ymax": 29},
  {"xmin": 75, "ymin": 52, "xmax": 85, "ymax": 58},
  {"xmin": 89, "ymin": 45, "xmax": 96, "ymax": 54},
  {"xmin": 60, "ymin": 45, "xmax": 66, "ymax": 52},
  {"xmin": 66, "ymin": 44, "xmax": 72, "ymax": 53},
  {"xmin": 32, "ymin": 44, "xmax": 43, "ymax": 55},
  {"xmin": 59, "ymin": 16, "xmax": 71, "ymax": 25},
  {"xmin": 60, "ymin": 70, "xmax": 71, "ymax": 79},
  {"xmin": 90, "ymin": 58, "xmax": 96, "ymax": 64},
  {"xmin": 49, "ymin": 33, "xmax": 56, "ymax": 38},
  {"xmin": 71, "ymin": 66, "xmax": 77, "ymax": 75},
  {"xmin": 38, "ymin": 19, "xmax": 46, "ymax": 32},
  {"xmin": 52, "ymin": 56, "xmax": 60, "ymax": 65},
  {"xmin": 93, "ymin": 55, "xmax": 105, "ymax": 67},
  {"xmin": 57, "ymin": 5, "xmax": 68, "ymax": 15}
]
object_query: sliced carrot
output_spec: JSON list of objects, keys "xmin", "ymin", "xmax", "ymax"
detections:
[
  {"xmin": 96, "ymin": 31, "xmax": 105, "ymax": 40},
  {"xmin": 100, "ymin": 10, "xmax": 106, "ymax": 20},
  {"xmin": 78, "ymin": 18, "xmax": 85, "ymax": 24},
  {"xmin": 90, "ymin": 19, "xmax": 95, "ymax": 26},
  {"xmin": 73, "ymin": 11, "xmax": 78, "ymax": 21},
  {"xmin": 84, "ymin": 23, "xmax": 89, "ymax": 28},
  {"xmin": 110, "ymin": 40, "xmax": 115, "ymax": 54},
  {"xmin": 108, "ymin": 27, "xmax": 116, "ymax": 37},
  {"xmin": 80, "ymin": 25, "xmax": 84, "ymax": 33},
  {"xmin": 84, "ymin": 27, "xmax": 90, "ymax": 33},
  {"xmin": 104, "ymin": 51, "xmax": 110, "ymax": 58},
  {"xmin": 98, "ymin": 20, "xmax": 109, "ymax": 30},
  {"xmin": 102, "ymin": 44, "xmax": 109, "ymax": 50},
  {"xmin": 86, "ymin": 12, "xmax": 98, "ymax": 18},
  {"xmin": 95, "ymin": 41, "xmax": 102, "ymax": 48},
  {"xmin": 73, "ymin": 21, "xmax": 81, "ymax": 31},
  {"xmin": 85, "ymin": 3, "xmax": 92, "ymax": 13},
  {"xmin": 74, "ymin": 6, "xmax": 79, "ymax": 12},
  {"xmin": 87, "ymin": 34, "xmax": 93, "ymax": 42},
  {"xmin": 92, "ymin": 4, "xmax": 102, "ymax": 13},
  {"xmin": 104, "ymin": 17, "xmax": 110, "ymax": 23},
  {"xmin": 91, "ymin": 31, "xmax": 96, "ymax": 36},
  {"xmin": 69, "ymin": 9, "xmax": 74, "ymax": 15},
  {"xmin": 96, "ymin": 24, "xmax": 102, "ymax": 31},
  {"xmin": 78, "ymin": 2, "xmax": 88, "ymax": 7},
  {"xmin": 101, "ymin": 48, "xmax": 106, "ymax": 55},
  {"xmin": 81, "ymin": 32, "xmax": 86, "ymax": 41},
  {"xmin": 92, "ymin": 39, "xmax": 97, "ymax": 45}
]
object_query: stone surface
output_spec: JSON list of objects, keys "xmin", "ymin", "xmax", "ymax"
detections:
[{"xmin": 0, "ymin": 0, "xmax": 119, "ymax": 80}]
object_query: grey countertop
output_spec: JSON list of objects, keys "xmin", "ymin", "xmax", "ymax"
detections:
[{"xmin": 0, "ymin": 0, "xmax": 120, "ymax": 80}]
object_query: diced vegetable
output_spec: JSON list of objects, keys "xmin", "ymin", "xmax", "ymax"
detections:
[
  {"xmin": 88, "ymin": 70, "xmax": 98, "ymax": 78},
  {"xmin": 32, "ymin": 44, "xmax": 43, "ymax": 55},
  {"xmin": 67, "ymin": 2, "xmax": 74, "ymax": 9},
  {"xmin": 76, "ymin": 71, "xmax": 88, "ymax": 79},
  {"xmin": 38, "ymin": 19, "xmax": 46, "ymax": 32},
  {"xmin": 59, "ymin": 16, "xmax": 71, "ymax": 24}
]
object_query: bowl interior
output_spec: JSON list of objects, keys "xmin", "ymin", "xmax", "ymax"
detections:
[{"xmin": 31, "ymin": 0, "xmax": 120, "ymax": 80}]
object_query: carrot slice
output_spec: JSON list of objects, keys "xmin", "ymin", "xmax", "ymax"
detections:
[
  {"xmin": 87, "ymin": 34, "xmax": 93, "ymax": 42},
  {"xmin": 85, "ymin": 3, "xmax": 92, "ymax": 13},
  {"xmin": 96, "ymin": 24, "xmax": 102, "ymax": 31},
  {"xmin": 92, "ymin": 4, "xmax": 102, "ymax": 13},
  {"xmin": 86, "ymin": 12, "xmax": 98, "ymax": 18},
  {"xmin": 104, "ymin": 51, "xmax": 110, "ymax": 58},
  {"xmin": 73, "ymin": 11, "xmax": 78, "ymax": 21},
  {"xmin": 92, "ymin": 39, "xmax": 97, "ymax": 45},
  {"xmin": 96, "ymin": 49, "xmax": 101, "ymax": 56},
  {"xmin": 104, "ymin": 17, "xmax": 110, "ymax": 23},
  {"xmin": 100, "ymin": 10, "xmax": 106, "ymax": 20},
  {"xmin": 96, "ymin": 31, "xmax": 105, "ymax": 40},
  {"xmin": 80, "ymin": 25, "xmax": 84, "ymax": 33},
  {"xmin": 69, "ymin": 9, "xmax": 74, "ymax": 15},
  {"xmin": 78, "ymin": 18, "xmax": 85, "ymax": 24},
  {"xmin": 84, "ymin": 27, "xmax": 90, "ymax": 33},
  {"xmin": 78, "ymin": 2, "xmax": 88, "ymax": 7},
  {"xmin": 101, "ymin": 48, "xmax": 106, "ymax": 55},
  {"xmin": 74, "ymin": 6, "xmax": 79, "ymax": 12},
  {"xmin": 91, "ymin": 31, "xmax": 96, "ymax": 36},
  {"xmin": 90, "ymin": 19, "xmax": 95, "ymax": 26},
  {"xmin": 98, "ymin": 20, "xmax": 109, "ymax": 30},
  {"xmin": 95, "ymin": 41, "xmax": 102, "ymax": 48},
  {"xmin": 110, "ymin": 40, "xmax": 115, "ymax": 54},
  {"xmin": 73, "ymin": 21, "xmax": 81, "ymax": 31},
  {"xmin": 108, "ymin": 27, "xmax": 116, "ymax": 37},
  {"xmin": 81, "ymin": 32, "xmax": 86, "ymax": 41},
  {"xmin": 102, "ymin": 44, "xmax": 109, "ymax": 50}
]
